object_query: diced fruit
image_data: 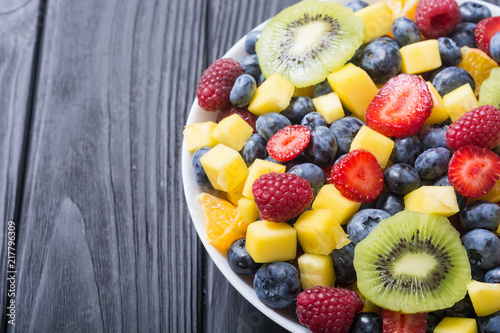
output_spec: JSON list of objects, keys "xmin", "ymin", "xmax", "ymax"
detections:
[
  {"xmin": 467, "ymin": 280, "xmax": 500, "ymax": 316},
  {"xmin": 312, "ymin": 92, "xmax": 345, "ymax": 124},
  {"xmin": 211, "ymin": 114, "xmax": 253, "ymax": 151},
  {"xmin": 415, "ymin": 0, "xmax": 461, "ymax": 39},
  {"xmin": 216, "ymin": 106, "xmax": 258, "ymax": 133},
  {"xmin": 242, "ymin": 159, "xmax": 286, "ymax": 199},
  {"xmin": 404, "ymin": 186, "xmax": 460, "ymax": 217},
  {"xmin": 386, "ymin": 0, "xmax": 419, "ymax": 20},
  {"xmin": 312, "ymin": 184, "xmax": 361, "ymax": 225},
  {"xmin": 297, "ymin": 253, "xmax": 335, "ymax": 290},
  {"xmin": 183, "ymin": 121, "xmax": 218, "ymax": 152},
  {"xmin": 247, "ymin": 73, "xmax": 294, "ymax": 116},
  {"xmin": 236, "ymin": 197, "xmax": 259, "ymax": 225},
  {"xmin": 266, "ymin": 125, "xmax": 311, "ymax": 162},
  {"xmin": 294, "ymin": 209, "xmax": 350, "ymax": 255},
  {"xmin": 457, "ymin": 46, "xmax": 499, "ymax": 95},
  {"xmin": 382, "ymin": 310, "xmax": 428, "ymax": 333},
  {"xmin": 400, "ymin": 40, "xmax": 442, "ymax": 75},
  {"xmin": 226, "ymin": 180, "xmax": 245, "ymax": 205},
  {"xmin": 200, "ymin": 144, "xmax": 248, "ymax": 192},
  {"xmin": 434, "ymin": 317, "xmax": 477, "ymax": 333},
  {"xmin": 355, "ymin": 2, "xmax": 394, "ymax": 43},
  {"xmin": 443, "ymin": 84, "xmax": 478, "ymax": 122},
  {"xmin": 245, "ymin": 220, "xmax": 297, "ymax": 263},
  {"xmin": 474, "ymin": 16, "xmax": 500, "ymax": 56},
  {"xmin": 350, "ymin": 125, "xmax": 395, "ymax": 168},
  {"xmin": 425, "ymin": 81, "xmax": 450, "ymax": 125}
]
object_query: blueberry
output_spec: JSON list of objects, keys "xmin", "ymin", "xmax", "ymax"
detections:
[
  {"xmin": 490, "ymin": 32, "xmax": 500, "ymax": 62},
  {"xmin": 414, "ymin": 148, "xmax": 451, "ymax": 180},
  {"xmin": 244, "ymin": 29, "xmax": 261, "ymax": 55},
  {"xmin": 391, "ymin": 135, "xmax": 422, "ymax": 165},
  {"xmin": 288, "ymin": 163, "xmax": 326, "ymax": 195},
  {"xmin": 192, "ymin": 147, "xmax": 213, "ymax": 191},
  {"xmin": 438, "ymin": 37, "xmax": 463, "ymax": 66},
  {"xmin": 258, "ymin": 74, "xmax": 266, "ymax": 85},
  {"xmin": 330, "ymin": 116, "xmax": 364, "ymax": 155},
  {"xmin": 428, "ymin": 296, "xmax": 476, "ymax": 331},
  {"xmin": 375, "ymin": 192, "xmax": 405, "ymax": 216},
  {"xmin": 266, "ymin": 153, "xmax": 306, "ymax": 171},
  {"xmin": 447, "ymin": 23, "xmax": 477, "ymax": 48},
  {"xmin": 391, "ymin": 17, "xmax": 422, "ymax": 47},
  {"xmin": 478, "ymin": 311, "xmax": 500, "ymax": 333},
  {"xmin": 230, "ymin": 74, "xmax": 256, "ymax": 107},
  {"xmin": 419, "ymin": 125, "xmax": 449, "ymax": 150},
  {"xmin": 227, "ymin": 238, "xmax": 261, "ymax": 275},
  {"xmin": 255, "ymin": 112, "xmax": 291, "ymax": 141},
  {"xmin": 330, "ymin": 242, "xmax": 356, "ymax": 284},
  {"xmin": 462, "ymin": 229, "xmax": 500, "ymax": 271},
  {"xmin": 242, "ymin": 134, "xmax": 267, "ymax": 166},
  {"xmin": 350, "ymin": 312, "xmax": 383, "ymax": 333},
  {"xmin": 471, "ymin": 264, "xmax": 485, "ymax": 282},
  {"xmin": 485, "ymin": 267, "xmax": 500, "ymax": 283},
  {"xmin": 460, "ymin": 200, "xmax": 500, "ymax": 231},
  {"xmin": 313, "ymin": 79, "xmax": 333, "ymax": 98},
  {"xmin": 432, "ymin": 66, "xmax": 475, "ymax": 97},
  {"xmin": 372, "ymin": 36, "xmax": 400, "ymax": 49},
  {"xmin": 346, "ymin": 0, "xmax": 369, "ymax": 12},
  {"xmin": 384, "ymin": 163, "xmax": 420, "ymax": 195},
  {"xmin": 281, "ymin": 96, "xmax": 315, "ymax": 124},
  {"xmin": 347, "ymin": 209, "xmax": 390, "ymax": 245},
  {"xmin": 300, "ymin": 112, "xmax": 327, "ymax": 130},
  {"xmin": 349, "ymin": 44, "xmax": 365, "ymax": 67},
  {"xmin": 238, "ymin": 54, "xmax": 261, "ymax": 81},
  {"xmin": 460, "ymin": 2, "xmax": 491, "ymax": 23},
  {"xmin": 304, "ymin": 126, "xmax": 338, "ymax": 166},
  {"xmin": 253, "ymin": 262, "xmax": 301, "ymax": 308},
  {"xmin": 433, "ymin": 174, "xmax": 467, "ymax": 210},
  {"xmin": 359, "ymin": 40, "xmax": 402, "ymax": 83}
]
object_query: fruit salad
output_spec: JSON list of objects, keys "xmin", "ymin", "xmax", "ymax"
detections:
[{"xmin": 183, "ymin": 0, "xmax": 500, "ymax": 332}]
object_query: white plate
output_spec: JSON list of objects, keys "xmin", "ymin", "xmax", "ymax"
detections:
[{"xmin": 182, "ymin": 1, "xmax": 500, "ymax": 331}]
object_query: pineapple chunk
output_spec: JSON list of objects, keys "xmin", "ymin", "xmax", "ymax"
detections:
[
  {"xmin": 298, "ymin": 253, "xmax": 335, "ymax": 290},
  {"xmin": 404, "ymin": 186, "xmax": 459, "ymax": 217},
  {"xmin": 200, "ymin": 144, "xmax": 249, "ymax": 192},
  {"xmin": 312, "ymin": 184, "xmax": 361, "ymax": 225},
  {"xmin": 425, "ymin": 81, "xmax": 449, "ymax": 125},
  {"xmin": 211, "ymin": 114, "xmax": 253, "ymax": 151},
  {"xmin": 246, "ymin": 220, "xmax": 297, "ymax": 263},
  {"xmin": 183, "ymin": 121, "xmax": 218, "ymax": 152},
  {"xmin": 237, "ymin": 197, "xmax": 259, "ymax": 225},
  {"xmin": 467, "ymin": 280, "xmax": 500, "ymax": 316},
  {"xmin": 434, "ymin": 317, "xmax": 477, "ymax": 333},
  {"xmin": 400, "ymin": 40, "xmax": 442, "ymax": 75},
  {"xmin": 355, "ymin": 2, "xmax": 394, "ymax": 43},
  {"xmin": 327, "ymin": 64, "xmax": 378, "ymax": 121},
  {"xmin": 294, "ymin": 209, "xmax": 350, "ymax": 255},
  {"xmin": 248, "ymin": 73, "xmax": 294, "ymax": 116},
  {"xmin": 312, "ymin": 92, "xmax": 345, "ymax": 124},
  {"xmin": 443, "ymin": 84, "xmax": 478, "ymax": 122},
  {"xmin": 242, "ymin": 159, "xmax": 286, "ymax": 198},
  {"xmin": 350, "ymin": 125, "xmax": 394, "ymax": 168}
]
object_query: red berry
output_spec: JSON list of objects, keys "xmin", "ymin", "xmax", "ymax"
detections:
[
  {"xmin": 331, "ymin": 150, "xmax": 384, "ymax": 203},
  {"xmin": 382, "ymin": 309, "xmax": 427, "ymax": 333},
  {"xmin": 216, "ymin": 105, "xmax": 258, "ymax": 133},
  {"xmin": 296, "ymin": 287, "xmax": 363, "ymax": 333},
  {"xmin": 365, "ymin": 74, "xmax": 432, "ymax": 138},
  {"xmin": 446, "ymin": 105, "xmax": 500, "ymax": 150},
  {"xmin": 475, "ymin": 17, "xmax": 500, "ymax": 57},
  {"xmin": 448, "ymin": 145, "xmax": 500, "ymax": 199},
  {"xmin": 266, "ymin": 125, "xmax": 311, "ymax": 162},
  {"xmin": 415, "ymin": 0, "xmax": 461, "ymax": 39},
  {"xmin": 196, "ymin": 58, "xmax": 243, "ymax": 111},
  {"xmin": 252, "ymin": 172, "xmax": 313, "ymax": 222}
]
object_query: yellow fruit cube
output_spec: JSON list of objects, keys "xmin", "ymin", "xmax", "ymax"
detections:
[
  {"xmin": 246, "ymin": 220, "xmax": 297, "ymax": 263},
  {"xmin": 210, "ymin": 114, "xmax": 253, "ymax": 151},
  {"xmin": 434, "ymin": 317, "xmax": 477, "ymax": 333},
  {"xmin": 294, "ymin": 209, "xmax": 350, "ymax": 255},
  {"xmin": 350, "ymin": 126, "xmax": 394, "ymax": 168},
  {"xmin": 293, "ymin": 85, "xmax": 314, "ymax": 98},
  {"xmin": 355, "ymin": 2, "xmax": 394, "ymax": 43},
  {"xmin": 327, "ymin": 64, "xmax": 378, "ymax": 121},
  {"xmin": 480, "ymin": 178, "xmax": 500, "ymax": 203},
  {"xmin": 248, "ymin": 73, "xmax": 294, "ymax": 116},
  {"xmin": 298, "ymin": 253, "xmax": 335, "ymax": 290},
  {"xmin": 425, "ymin": 81, "xmax": 449, "ymax": 125},
  {"xmin": 183, "ymin": 121, "xmax": 218, "ymax": 152},
  {"xmin": 242, "ymin": 159, "xmax": 286, "ymax": 198},
  {"xmin": 467, "ymin": 280, "xmax": 500, "ymax": 316},
  {"xmin": 312, "ymin": 92, "xmax": 345, "ymax": 124},
  {"xmin": 400, "ymin": 40, "xmax": 442, "ymax": 75},
  {"xmin": 236, "ymin": 197, "xmax": 259, "ymax": 225},
  {"xmin": 226, "ymin": 181, "xmax": 245, "ymax": 206},
  {"xmin": 404, "ymin": 186, "xmax": 459, "ymax": 217},
  {"xmin": 443, "ymin": 84, "xmax": 478, "ymax": 122},
  {"xmin": 200, "ymin": 144, "xmax": 249, "ymax": 192},
  {"xmin": 312, "ymin": 184, "xmax": 361, "ymax": 225}
]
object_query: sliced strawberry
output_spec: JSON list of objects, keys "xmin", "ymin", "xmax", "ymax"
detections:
[
  {"xmin": 331, "ymin": 150, "xmax": 384, "ymax": 203},
  {"xmin": 382, "ymin": 309, "xmax": 427, "ymax": 333},
  {"xmin": 475, "ymin": 17, "xmax": 500, "ymax": 57},
  {"xmin": 266, "ymin": 125, "xmax": 310, "ymax": 162},
  {"xmin": 216, "ymin": 105, "xmax": 258, "ymax": 133},
  {"xmin": 366, "ymin": 74, "xmax": 433, "ymax": 138},
  {"xmin": 448, "ymin": 145, "xmax": 500, "ymax": 199}
]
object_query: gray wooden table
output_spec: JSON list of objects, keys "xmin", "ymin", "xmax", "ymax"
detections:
[{"xmin": 1, "ymin": 0, "xmax": 499, "ymax": 332}]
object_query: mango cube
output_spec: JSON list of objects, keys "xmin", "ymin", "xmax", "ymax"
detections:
[
  {"xmin": 350, "ymin": 125, "xmax": 394, "ymax": 168},
  {"xmin": 312, "ymin": 92, "xmax": 345, "ymax": 123},
  {"xmin": 425, "ymin": 82, "xmax": 450, "ymax": 125},
  {"xmin": 294, "ymin": 209, "xmax": 350, "ymax": 255},
  {"xmin": 248, "ymin": 73, "xmax": 294, "ymax": 116},
  {"xmin": 327, "ymin": 64, "xmax": 378, "ymax": 120},
  {"xmin": 434, "ymin": 317, "xmax": 477, "ymax": 333},
  {"xmin": 246, "ymin": 220, "xmax": 297, "ymax": 263},
  {"xmin": 183, "ymin": 121, "xmax": 218, "ymax": 152},
  {"xmin": 312, "ymin": 184, "xmax": 361, "ymax": 225},
  {"xmin": 355, "ymin": 2, "xmax": 393, "ymax": 43},
  {"xmin": 236, "ymin": 197, "xmax": 259, "ymax": 225},
  {"xmin": 443, "ymin": 84, "xmax": 478, "ymax": 122},
  {"xmin": 298, "ymin": 253, "xmax": 335, "ymax": 290},
  {"xmin": 404, "ymin": 186, "xmax": 459, "ymax": 217},
  {"xmin": 242, "ymin": 159, "xmax": 286, "ymax": 198},
  {"xmin": 200, "ymin": 144, "xmax": 248, "ymax": 192},
  {"xmin": 400, "ymin": 40, "xmax": 442, "ymax": 74},
  {"xmin": 210, "ymin": 114, "xmax": 253, "ymax": 151},
  {"xmin": 467, "ymin": 280, "xmax": 500, "ymax": 316}
]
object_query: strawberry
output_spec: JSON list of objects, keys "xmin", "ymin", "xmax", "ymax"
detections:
[
  {"xmin": 382, "ymin": 309, "xmax": 427, "ymax": 333},
  {"xmin": 366, "ymin": 74, "xmax": 433, "ymax": 138},
  {"xmin": 331, "ymin": 150, "xmax": 384, "ymax": 203},
  {"xmin": 475, "ymin": 17, "xmax": 500, "ymax": 57},
  {"xmin": 448, "ymin": 145, "xmax": 500, "ymax": 199},
  {"xmin": 266, "ymin": 125, "xmax": 310, "ymax": 162},
  {"xmin": 415, "ymin": 0, "xmax": 461, "ymax": 39}
]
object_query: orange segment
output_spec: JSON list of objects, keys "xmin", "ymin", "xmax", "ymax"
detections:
[
  {"xmin": 386, "ymin": 0, "xmax": 419, "ymax": 20},
  {"xmin": 458, "ymin": 46, "xmax": 499, "ymax": 96}
]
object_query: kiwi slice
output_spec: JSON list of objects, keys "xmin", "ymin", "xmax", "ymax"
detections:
[
  {"xmin": 256, "ymin": 1, "xmax": 364, "ymax": 88},
  {"xmin": 353, "ymin": 211, "xmax": 471, "ymax": 314},
  {"xmin": 479, "ymin": 67, "xmax": 500, "ymax": 108}
]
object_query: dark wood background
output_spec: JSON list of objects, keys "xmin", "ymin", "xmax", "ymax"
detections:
[{"xmin": 1, "ymin": 0, "xmax": 499, "ymax": 332}]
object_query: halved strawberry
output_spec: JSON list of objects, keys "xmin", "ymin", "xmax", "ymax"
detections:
[
  {"xmin": 382, "ymin": 309, "xmax": 427, "ymax": 333},
  {"xmin": 366, "ymin": 74, "xmax": 433, "ymax": 138},
  {"xmin": 331, "ymin": 150, "xmax": 384, "ymax": 203},
  {"xmin": 475, "ymin": 17, "xmax": 500, "ymax": 57},
  {"xmin": 448, "ymin": 145, "xmax": 500, "ymax": 199},
  {"xmin": 266, "ymin": 125, "xmax": 310, "ymax": 162}
]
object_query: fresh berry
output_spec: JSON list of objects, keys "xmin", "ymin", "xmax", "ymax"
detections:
[
  {"xmin": 330, "ymin": 243, "xmax": 356, "ymax": 285},
  {"xmin": 415, "ymin": 0, "xmax": 461, "ymax": 39},
  {"xmin": 448, "ymin": 145, "xmax": 500, "ymax": 198},
  {"xmin": 372, "ymin": 36, "xmax": 400, "ymax": 49},
  {"xmin": 238, "ymin": 54, "xmax": 261, "ymax": 81},
  {"xmin": 301, "ymin": 112, "xmax": 327, "ymax": 130},
  {"xmin": 359, "ymin": 39, "xmax": 402, "ymax": 84},
  {"xmin": 288, "ymin": 163, "xmax": 326, "ymax": 195},
  {"xmin": 391, "ymin": 17, "xmax": 422, "ymax": 47},
  {"xmin": 244, "ymin": 29, "xmax": 261, "ymax": 55},
  {"xmin": 490, "ymin": 32, "xmax": 500, "ymax": 62},
  {"xmin": 427, "ymin": 296, "xmax": 476, "ymax": 332},
  {"xmin": 216, "ymin": 105, "xmax": 258, "ymax": 132},
  {"xmin": 252, "ymin": 172, "xmax": 313, "ymax": 222},
  {"xmin": 227, "ymin": 238, "xmax": 261, "ymax": 275},
  {"xmin": 478, "ymin": 311, "xmax": 500, "ymax": 333},
  {"xmin": 295, "ymin": 287, "xmax": 363, "ymax": 333},
  {"xmin": 462, "ymin": 229, "xmax": 500, "ymax": 271},
  {"xmin": 384, "ymin": 163, "xmax": 421, "ymax": 195},
  {"xmin": 196, "ymin": 58, "xmax": 243, "ymax": 111},
  {"xmin": 242, "ymin": 134, "xmax": 268, "ymax": 166},
  {"xmin": 448, "ymin": 22, "xmax": 477, "ymax": 48},
  {"xmin": 350, "ymin": 313, "xmax": 383, "ymax": 333},
  {"xmin": 366, "ymin": 74, "xmax": 432, "ymax": 138},
  {"xmin": 253, "ymin": 262, "xmax": 301, "ymax": 308},
  {"xmin": 431, "ymin": 66, "xmax": 475, "ymax": 97},
  {"xmin": 382, "ymin": 309, "xmax": 428, "ymax": 333},
  {"xmin": 313, "ymin": 79, "xmax": 333, "ymax": 98},
  {"xmin": 229, "ymin": 74, "xmax": 256, "ymax": 107},
  {"xmin": 438, "ymin": 37, "xmax": 463, "ymax": 66},
  {"xmin": 485, "ymin": 267, "xmax": 500, "ymax": 283},
  {"xmin": 281, "ymin": 96, "xmax": 316, "ymax": 124},
  {"xmin": 446, "ymin": 105, "xmax": 500, "ymax": 150},
  {"xmin": 347, "ymin": 209, "xmax": 390, "ymax": 245},
  {"xmin": 414, "ymin": 147, "xmax": 451, "ymax": 180},
  {"xmin": 346, "ymin": 0, "xmax": 369, "ymax": 12},
  {"xmin": 460, "ymin": 2, "xmax": 492, "ymax": 23},
  {"xmin": 471, "ymin": 264, "xmax": 486, "ymax": 282},
  {"xmin": 192, "ymin": 147, "xmax": 214, "ymax": 191},
  {"xmin": 375, "ymin": 192, "xmax": 405, "ymax": 216},
  {"xmin": 420, "ymin": 124, "xmax": 449, "ymax": 150},
  {"xmin": 475, "ymin": 16, "xmax": 500, "ymax": 57},
  {"xmin": 267, "ymin": 125, "xmax": 311, "ymax": 162},
  {"xmin": 332, "ymin": 150, "xmax": 384, "ymax": 203},
  {"xmin": 255, "ymin": 112, "xmax": 291, "ymax": 141},
  {"xmin": 330, "ymin": 116, "xmax": 364, "ymax": 155},
  {"xmin": 304, "ymin": 126, "xmax": 338, "ymax": 166},
  {"xmin": 460, "ymin": 200, "xmax": 500, "ymax": 232},
  {"xmin": 391, "ymin": 135, "xmax": 422, "ymax": 166}
]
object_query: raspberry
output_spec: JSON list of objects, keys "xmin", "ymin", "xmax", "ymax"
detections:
[
  {"xmin": 415, "ymin": 0, "xmax": 461, "ymax": 39},
  {"xmin": 296, "ymin": 287, "xmax": 363, "ymax": 333},
  {"xmin": 216, "ymin": 105, "xmax": 258, "ymax": 132},
  {"xmin": 252, "ymin": 172, "xmax": 313, "ymax": 222},
  {"xmin": 446, "ymin": 105, "xmax": 500, "ymax": 150},
  {"xmin": 196, "ymin": 58, "xmax": 243, "ymax": 111}
]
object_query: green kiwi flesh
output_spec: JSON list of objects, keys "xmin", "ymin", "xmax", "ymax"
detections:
[
  {"xmin": 353, "ymin": 211, "xmax": 471, "ymax": 314},
  {"xmin": 479, "ymin": 67, "xmax": 500, "ymax": 108},
  {"xmin": 256, "ymin": 1, "xmax": 364, "ymax": 88}
]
